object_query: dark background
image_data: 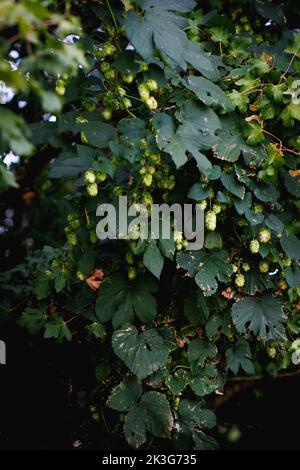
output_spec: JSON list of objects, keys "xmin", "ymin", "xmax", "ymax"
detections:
[{"xmin": 1, "ymin": 323, "xmax": 299, "ymax": 450}]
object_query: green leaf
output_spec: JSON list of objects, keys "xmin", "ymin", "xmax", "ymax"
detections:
[
  {"xmin": 285, "ymin": 267, "xmax": 300, "ymax": 288},
  {"xmin": 39, "ymin": 90, "xmax": 62, "ymax": 113},
  {"xmin": 184, "ymin": 291, "xmax": 210, "ymax": 327},
  {"xmin": 54, "ymin": 271, "xmax": 66, "ymax": 293},
  {"xmin": 143, "ymin": 241, "xmax": 164, "ymax": 279},
  {"xmin": 204, "ymin": 232, "xmax": 223, "ymax": 250},
  {"xmin": 124, "ymin": 391, "xmax": 173, "ymax": 448},
  {"xmin": 231, "ymin": 294, "xmax": 285, "ymax": 343},
  {"xmin": 186, "ymin": 76, "xmax": 233, "ymax": 112},
  {"xmin": 107, "ymin": 377, "xmax": 142, "ymax": 412},
  {"xmin": 165, "ymin": 369, "xmax": 189, "ymax": 395},
  {"xmin": 213, "ymin": 117, "xmax": 247, "ymax": 162},
  {"xmin": 153, "ymin": 105, "xmax": 216, "ymax": 173},
  {"xmin": 49, "ymin": 153, "xmax": 88, "ymax": 179},
  {"xmin": 124, "ymin": 403, "xmax": 147, "ymax": 448},
  {"xmin": 0, "ymin": 164, "xmax": 19, "ymax": 191},
  {"xmin": 159, "ymin": 238, "xmax": 176, "ymax": 260},
  {"xmin": 254, "ymin": 0, "xmax": 286, "ymax": 24},
  {"xmin": 140, "ymin": 391, "xmax": 173, "ymax": 438},
  {"xmin": 44, "ymin": 318, "xmax": 72, "ymax": 342},
  {"xmin": 221, "ymin": 172, "xmax": 245, "ymax": 199},
  {"xmin": 188, "ymin": 338, "xmax": 217, "ymax": 367},
  {"xmin": 190, "ymin": 365, "xmax": 222, "ymax": 397},
  {"xmin": 153, "ymin": 113, "xmax": 188, "ymax": 168},
  {"xmin": 0, "ymin": 108, "xmax": 34, "ymax": 156},
  {"xmin": 96, "ymin": 275, "xmax": 158, "ymax": 328},
  {"xmin": 280, "ymin": 232, "xmax": 300, "ymax": 260},
  {"xmin": 194, "ymin": 251, "xmax": 233, "ymax": 296},
  {"xmin": 112, "ymin": 324, "xmax": 171, "ymax": 379},
  {"xmin": 19, "ymin": 308, "xmax": 47, "ymax": 335},
  {"xmin": 226, "ymin": 339, "xmax": 255, "ymax": 375},
  {"xmin": 177, "ymin": 399, "xmax": 216, "ymax": 432},
  {"xmin": 175, "ymin": 399, "xmax": 217, "ymax": 450},
  {"xmin": 187, "ymin": 183, "xmax": 209, "ymax": 201}
]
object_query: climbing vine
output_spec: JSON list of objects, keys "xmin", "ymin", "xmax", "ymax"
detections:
[{"xmin": 1, "ymin": 0, "xmax": 300, "ymax": 450}]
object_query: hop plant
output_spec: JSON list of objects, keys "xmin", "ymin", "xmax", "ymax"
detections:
[
  {"xmin": 235, "ymin": 273, "xmax": 245, "ymax": 287},
  {"xmin": 259, "ymin": 260, "xmax": 269, "ymax": 273},
  {"xmin": 242, "ymin": 263, "xmax": 250, "ymax": 272},
  {"xmin": 138, "ymin": 84, "xmax": 150, "ymax": 101},
  {"xmin": 258, "ymin": 227, "xmax": 271, "ymax": 244},
  {"xmin": 212, "ymin": 204, "xmax": 222, "ymax": 214},
  {"xmin": 197, "ymin": 200, "xmax": 207, "ymax": 210},
  {"xmin": 84, "ymin": 170, "xmax": 96, "ymax": 184},
  {"xmin": 67, "ymin": 232, "xmax": 78, "ymax": 246},
  {"xmin": 96, "ymin": 171, "xmax": 107, "ymax": 182},
  {"xmin": 128, "ymin": 266, "xmax": 137, "ymax": 280},
  {"xmin": 90, "ymin": 231, "xmax": 98, "ymax": 244},
  {"xmin": 87, "ymin": 183, "xmax": 98, "ymax": 197},
  {"xmin": 250, "ymin": 239, "xmax": 260, "ymax": 253},
  {"xmin": 205, "ymin": 211, "xmax": 217, "ymax": 231},
  {"xmin": 55, "ymin": 79, "xmax": 66, "ymax": 96},
  {"xmin": 122, "ymin": 73, "xmax": 135, "ymax": 83},
  {"xmin": 145, "ymin": 79, "xmax": 158, "ymax": 92},
  {"xmin": 143, "ymin": 174, "xmax": 153, "ymax": 187},
  {"xmin": 102, "ymin": 108, "xmax": 113, "ymax": 121},
  {"xmin": 145, "ymin": 97, "xmax": 158, "ymax": 109}
]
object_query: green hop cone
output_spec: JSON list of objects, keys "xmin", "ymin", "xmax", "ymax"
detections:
[
  {"xmin": 282, "ymin": 256, "xmax": 291, "ymax": 268},
  {"xmin": 267, "ymin": 347, "xmax": 277, "ymax": 359},
  {"xmin": 84, "ymin": 170, "xmax": 96, "ymax": 184},
  {"xmin": 242, "ymin": 263, "xmax": 250, "ymax": 272},
  {"xmin": 77, "ymin": 271, "xmax": 85, "ymax": 281},
  {"xmin": 148, "ymin": 166, "xmax": 156, "ymax": 175},
  {"xmin": 149, "ymin": 153, "xmax": 161, "ymax": 164},
  {"xmin": 250, "ymin": 239, "xmax": 260, "ymax": 253},
  {"xmin": 259, "ymin": 260, "xmax": 269, "ymax": 273},
  {"xmin": 235, "ymin": 273, "xmax": 245, "ymax": 287},
  {"xmin": 138, "ymin": 84, "xmax": 150, "ymax": 101},
  {"xmin": 116, "ymin": 86, "xmax": 126, "ymax": 97},
  {"xmin": 103, "ymin": 43, "xmax": 117, "ymax": 56},
  {"xmin": 122, "ymin": 73, "xmax": 135, "ymax": 84},
  {"xmin": 128, "ymin": 266, "xmax": 137, "ymax": 281},
  {"xmin": 205, "ymin": 211, "xmax": 217, "ymax": 231},
  {"xmin": 104, "ymin": 70, "xmax": 115, "ymax": 80},
  {"xmin": 231, "ymin": 264, "xmax": 238, "ymax": 273},
  {"xmin": 67, "ymin": 232, "xmax": 78, "ymax": 246},
  {"xmin": 212, "ymin": 204, "xmax": 222, "ymax": 214},
  {"xmin": 90, "ymin": 231, "xmax": 98, "ymax": 244},
  {"xmin": 96, "ymin": 171, "xmax": 107, "ymax": 182},
  {"xmin": 197, "ymin": 200, "xmax": 207, "ymax": 211},
  {"xmin": 55, "ymin": 79, "xmax": 66, "ymax": 96},
  {"xmin": 100, "ymin": 62, "xmax": 110, "ymax": 73},
  {"xmin": 80, "ymin": 131, "xmax": 89, "ymax": 144},
  {"xmin": 145, "ymin": 79, "xmax": 158, "ymax": 92},
  {"xmin": 258, "ymin": 227, "xmax": 271, "ymax": 244},
  {"xmin": 126, "ymin": 252, "xmax": 134, "ymax": 265},
  {"xmin": 143, "ymin": 174, "xmax": 153, "ymax": 187},
  {"xmin": 102, "ymin": 108, "xmax": 112, "ymax": 121},
  {"xmin": 145, "ymin": 97, "xmax": 158, "ymax": 109},
  {"xmin": 87, "ymin": 183, "xmax": 98, "ymax": 197},
  {"xmin": 138, "ymin": 62, "xmax": 148, "ymax": 72}
]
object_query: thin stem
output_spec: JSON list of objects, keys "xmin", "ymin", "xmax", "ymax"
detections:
[
  {"xmin": 125, "ymin": 94, "xmax": 145, "ymax": 104},
  {"xmin": 106, "ymin": 0, "xmax": 118, "ymax": 31},
  {"xmin": 279, "ymin": 51, "xmax": 298, "ymax": 83}
]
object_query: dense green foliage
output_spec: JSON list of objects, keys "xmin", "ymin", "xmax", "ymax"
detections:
[{"xmin": 1, "ymin": 0, "xmax": 300, "ymax": 450}]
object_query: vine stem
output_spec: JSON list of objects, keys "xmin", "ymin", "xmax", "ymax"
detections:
[{"xmin": 106, "ymin": 0, "xmax": 118, "ymax": 32}]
